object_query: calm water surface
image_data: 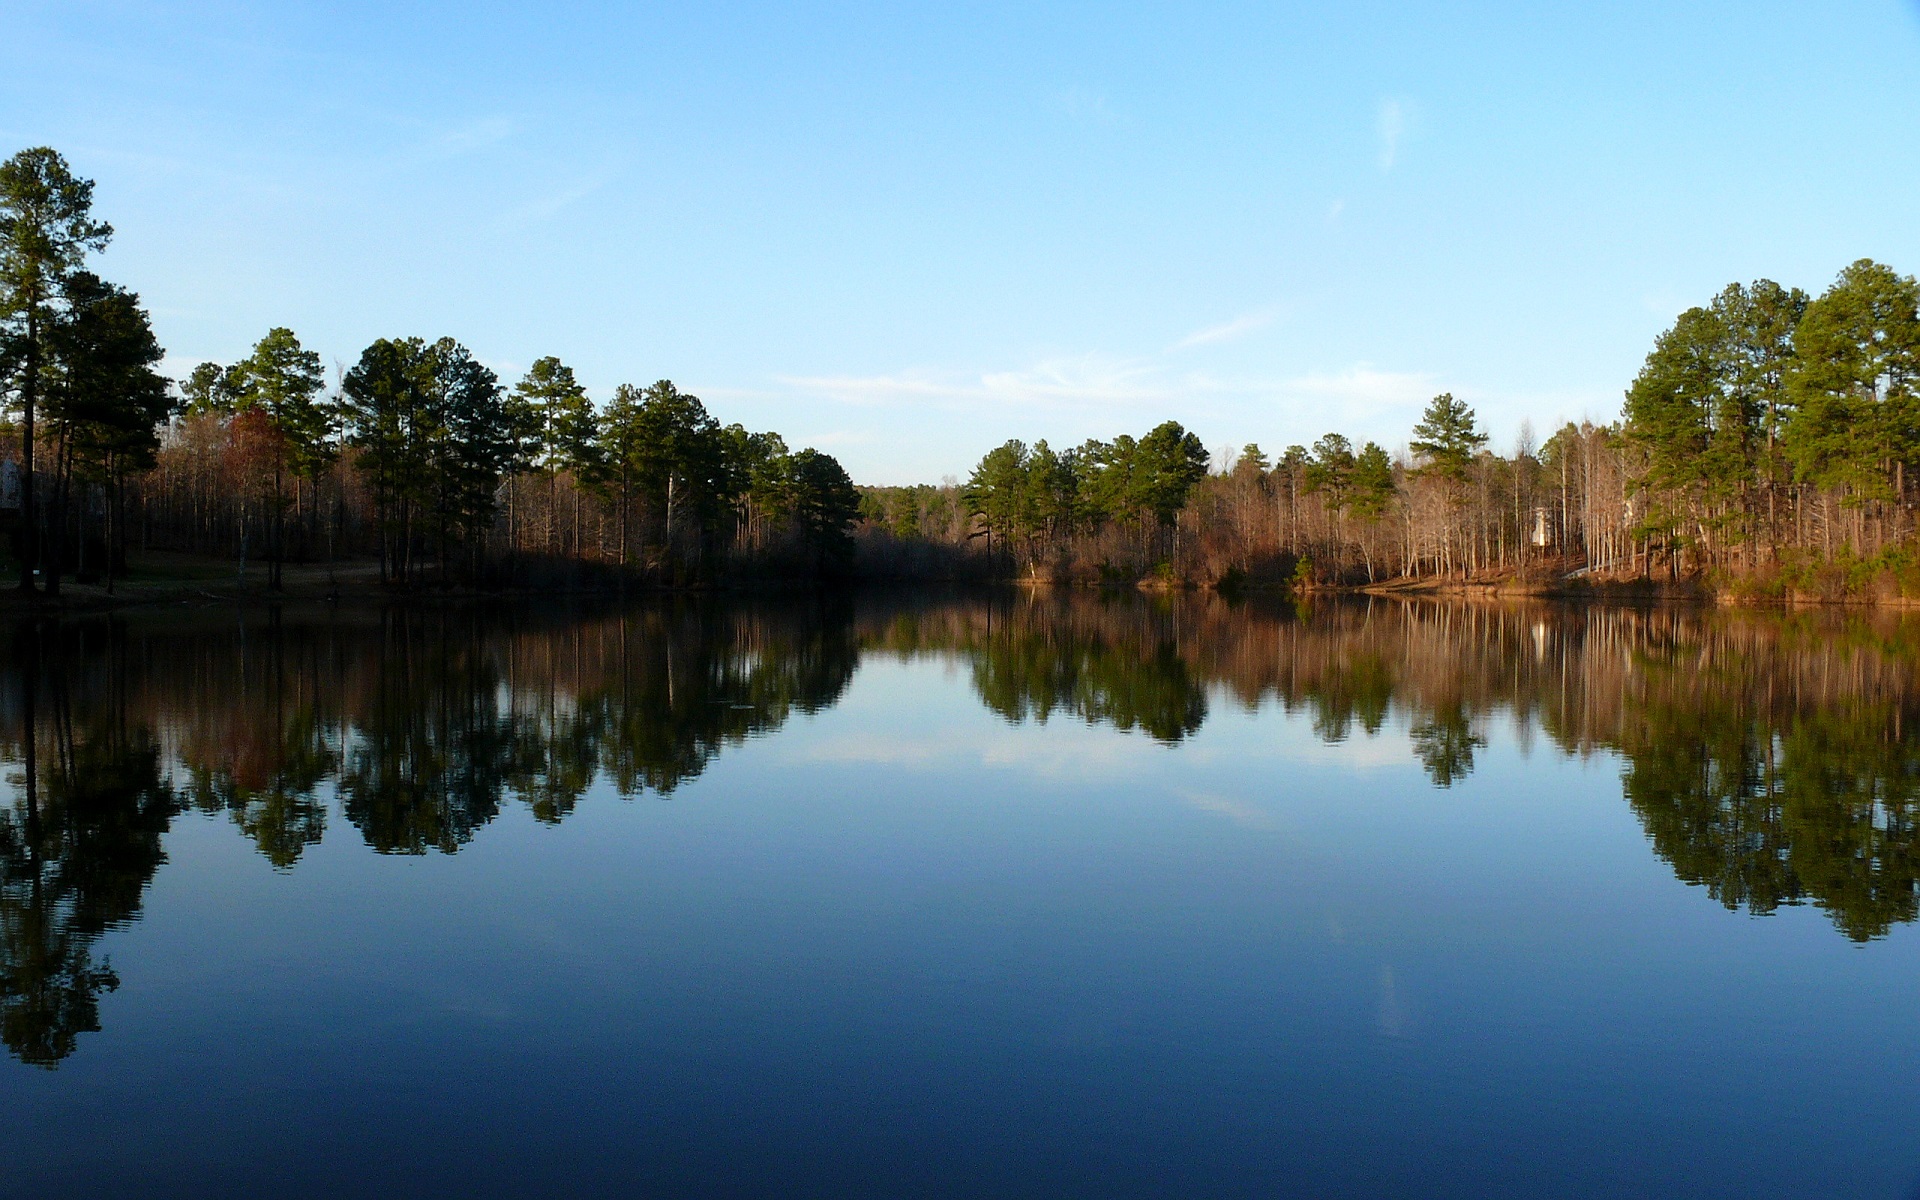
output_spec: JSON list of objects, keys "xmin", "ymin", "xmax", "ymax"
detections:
[{"xmin": 4, "ymin": 593, "xmax": 1920, "ymax": 1198}]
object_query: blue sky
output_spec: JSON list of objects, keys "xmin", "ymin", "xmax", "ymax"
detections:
[{"xmin": 6, "ymin": 1, "xmax": 1919, "ymax": 484}]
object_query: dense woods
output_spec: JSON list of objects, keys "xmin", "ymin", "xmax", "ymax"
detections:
[
  {"xmin": 1, "ymin": 148, "xmax": 862, "ymax": 593},
  {"xmin": 867, "ymin": 264, "xmax": 1920, "ymax": 598},
  {"xmin": 8, "ymin": 144, "xmax": 1920, "ymax": 598},
  {"xmin": 159, "ymin": 339, "xmax": 864, "ymax": 587}
]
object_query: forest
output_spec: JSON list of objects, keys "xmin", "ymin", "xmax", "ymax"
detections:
[
  {"xmin": 7, "ymin": 143, "xmax": 1920, "ymax": 598},
  {"xmin": 0, "ymin": 148, "xmax": 862, "ymax": 594},
  {"xmin": 869, "ymin": 258, "xmax": 1920, "ymax": 597}
]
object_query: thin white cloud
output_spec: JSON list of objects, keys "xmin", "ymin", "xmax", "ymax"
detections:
[
  {"xmin": 510, "ymin": 177, "xmax": 608, "ymax": 223},
  {"xmin": 1639, "ymin": 291, "xmax": 1688, "ymax": 318},
  {"xmin": 496, "ymin": 158, "xmax": 623, "ymax": 228},
  {"xmin": 780, "ymin": 354, "xmax": 1165, "ymax": 412},
  {"xmin": 1376, "ymin": 98, "xmax": 1406, "ymax": 172},
  {"xmin": 768, "ymin": 354, "xmax": 1480, "ymax": 482},
  {"xmin": 1268, "ymin": 727, "xmax": 1413, "ymax": 769},
  {"xmin": 805, "ymin": 429, "xmax": 880, "ymax": 449},
  {"xmin": 1327, "ymin": 198, "xmax": 1346, "ymax": 224},
  {"xmin": 1279, "ymin": 364, "xmax": 1438, "ymax": 420},
  {"xmin": 796, "ymin": 724, "xmax": 1165, "ymax": 778},
  {"xmin": 1178, "ymin": 789, "xmax": 1284, "ymax": 830},
  {"xmin": 1172, "ymin": 310, "xmax": 1276, "ymax": 351},
  {"xmin": 691, "ymin": 384, "xmax": 784, "ymax": 402},
  {"xmin": 425, "ymin": 116, "xmax": 518, "ymax": 159},
  {"xmin": 1057, "ymin": 86, "xmax": 1116, "ymax": 125},
  {"xmin": 774, "ymin": 371, "xmax": 973, "ymax": 406},
  {"xmin": 980, "ymin": 356, "xmax": 1161, "ymax": 404}
]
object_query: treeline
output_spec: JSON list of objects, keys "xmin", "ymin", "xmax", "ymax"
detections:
[
  {"xmin": 859, "ymin": 420, "xmax": 1213, "ymax": 582},
  {"xmin": 162, "ymin": 340, "xmax": 862, "ymax": 587},
  {"xmin": 13, "ymin": 143, "xmax": 1920, "ymax": 597},
  {"xmin": 860, "ymin": 396, "xmax": 1552, "ymax": 586},
  {"xmin": 866, "ymin": 261, "xmax": 1920, "ymax": 596},
  {"xmin": 0, "ymin": 147, "xmax": 861, "ymax": 592}
]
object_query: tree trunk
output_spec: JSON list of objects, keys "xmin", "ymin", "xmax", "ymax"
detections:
[{"xmin": 18, "ymin": 302, "xmax": 38, "ymax": 593}]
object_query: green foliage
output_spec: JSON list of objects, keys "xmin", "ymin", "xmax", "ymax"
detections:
[
  {"xmin": 511, "ymin": 357, "xmax": 598, "ymax": 477},
  {"xmin": 1612, "ymin": 262, "xmax": 1920, "ymax": 565},
  {"xmin": 426, "ymin": 338, "xmax": 512, "ymax": 540},
  {"xmin": 964, "ymin": 438, "xmax": 1040, "ymax": 541},
  {"xmin": 1347, "ymin": 442, "xmax": 1397, "ymax": 522},
  {"xmin": 591, "ymin": 381, "xmax": 646, "ymax": 504},
  {"xmin": 1625, "ymin": 304, "xmax": 1720, "ymax": 491},
  {"xmin": 1714, "ymin": 279, "xmax": 1805, "ymax": 475},
  {"xmin": 179, "ymin": 361, "xmax": 239, "ymax": 415},
  {"xmin": 1132, "ymin": 421, "xmax": 1209, "ymax": 524},
  {"xmin": 1783, "ymin": 259, "xmax": 1920, "ymax": 498},
  {"xmin": 963, "ymin": 420, "xmax": 1208, "ymax": 547},
  {"xmin": 229, "ymin": 327, "xmax": 334, "ymax": 482},
  {"xmin": 1410, "ymin": 703, "xmax": 1486, "ymax": 787},
  {"xmin": 1075, "ymin": 434, "xmax": 1135, "ymax": 523},
  {"xmin": 1623, "ymin": 278, "xmax": 1813, "ymax": 524},
  {"xmin": 45, "ymin": 272, "xmax": 170, "ymax": 477},
  {"xmin": 786, "ymin": 448, "xmax": 862, "ymax": 571},
  {"xmin": 1409, "ymin": 393, "xmax": 1487, "ymax": 482},
  {"xmin": 1622, "ymin": 651, "xmax": 1920, "ymax": 942},
  {"xmin": 968, "ymin": 627, "xmax": 1207, "ymax": 744},
  {"xmin": 343, "ymin": 337, "xmax": 429, "ymax": 541},
  {"xmin": 343, "ymin": 335, "xmax": 511, "ymax": 575},
  {"xmin": 1234, "ymin": 443, "xmax": 1270, "ymax": 478},
  {"xmin": 1303, "ymin": 433, "xmax": 1354, "ymax": 509},
  {"xmin": 0, "ymin": 147, "xmax": 111, "ymax": 319},
  {"xmin": 628, "ymin": 380, "xmax": 727, "ymax": 541},
  {"xmin": 0, "ymin": 147, "xmax": 115, "ymax": 588}
]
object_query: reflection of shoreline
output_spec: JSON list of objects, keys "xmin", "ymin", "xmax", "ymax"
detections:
[
  {"xmin": 861, "ymin": 593, "xmax": 1920, "ymax": 941},
  {"xmin": 0, "ymin": 624, "xmax": 172, "ymax": 1067},
  {"xmin": 0, "ymin": 602, "xmax": 862, "ymax": 1066},
  {"xmin": 6, "ymin": 595, "xmax": 1920, "ymax": 1067}
]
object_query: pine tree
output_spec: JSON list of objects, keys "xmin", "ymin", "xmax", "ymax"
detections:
[{"xmin": 0, "ymin": 148, "xmax": 112, "ymax": 591}]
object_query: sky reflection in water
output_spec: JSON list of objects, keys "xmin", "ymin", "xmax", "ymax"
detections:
[{"xmin": 3, "ymin": 594, "xmax": 1920, "ymax": 1198}]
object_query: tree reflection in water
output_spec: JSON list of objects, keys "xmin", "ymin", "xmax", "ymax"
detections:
[
  {"xmin": 0, "ymin": 621, "xmax": 175, "ymax": 1067},
  {"xmin": 6, "ymin": 594, "xmax": 1920, "ymax": 1066},
  {"xmin": 876, "ymin": 594, "xmax": 1920, "ymax": 941}
]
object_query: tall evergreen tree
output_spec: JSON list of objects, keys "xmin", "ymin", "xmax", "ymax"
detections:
[
  {"xmin": 1304, "ymin": 433, "xmax": 1356, "ymax": 511},
  {"xmin": 1076, "ymin": 435, "xmax": 1137, "ymax": 524},
  {"xmin": 964, "ymin": 439, "xmax": 1033, "ymax": 544},
  {"xmin": 786, "ymin": 448, "xmax": 861, "ymax": 575},
  {"xmin": 631, "ymin": 381, "xmax": 727, "ymax": 560},
  {"xmin": 425, "ymin": 337, "xmax": 511, "ymax": 573},
  {"xmin": 342, "ymin": 337, "xmax": 433, "ymax": 583},
  {"xmin": 0, "ymin": 148, "xmax": 112, "ymax": 591},
  {"xmin": 179, "ymin": 361, "xmax": 239, "ymax": 415},
  {"xmin": 721, "ymin": 424, "xmax": 791, "ymax": 550},
  {"xmin": 1131, "ymin": 421, "xmax": 1209, "ymax": 525},
  {"xmin": 1785, "ymin": 259, "xmax": 1920, "ymax": 502},
  {"xmin": 1409, "ymin": 393, "xmax": 1488, "ymax": 482},
  {"xmin": 592, "ymin": 382, "xmax": 647, "ymax": 567},
  {"xmin": 511, "ymin": 357, "xmax": 597, "ymax": 554},
  {"xmin": 229, "ymin": 328, "xmax": 330, "ymax": 588},
  {"xmin": 42, "ymin": 272, "xmax": 168, "ymax": 591}
]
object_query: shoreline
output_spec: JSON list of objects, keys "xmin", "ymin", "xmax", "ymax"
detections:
[{"xmin": 12, "ymin": 551, "xmax": 1920, "ymax": 614}]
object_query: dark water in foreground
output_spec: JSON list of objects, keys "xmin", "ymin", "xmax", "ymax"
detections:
[{"xmin": 4, "ymin": 592, "xmax": 1920, "ymax": 1198}]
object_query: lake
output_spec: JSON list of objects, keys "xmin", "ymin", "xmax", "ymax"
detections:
[{"xmin": 4, "ymin": 592, "xmax": 1920, "ymax": 1198}]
